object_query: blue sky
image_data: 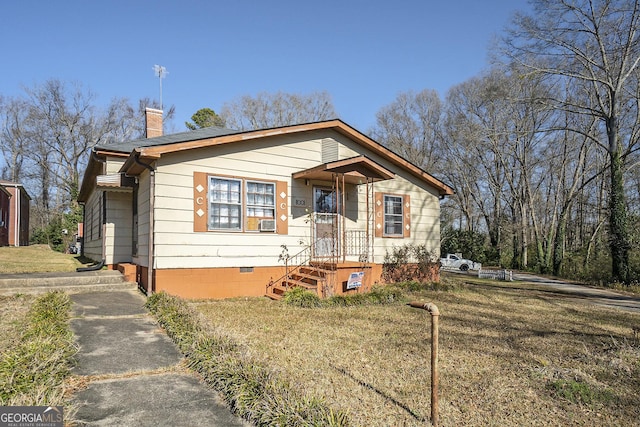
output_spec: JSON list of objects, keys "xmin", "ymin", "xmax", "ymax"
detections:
[{"xmin": 0, "ymin": 0, "xmax": 528, "ymax": 134}]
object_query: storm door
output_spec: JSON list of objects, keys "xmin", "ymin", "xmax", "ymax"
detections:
[{"xmin": 313, "ymin": 187, "xmax": 339, "ymax": 258}]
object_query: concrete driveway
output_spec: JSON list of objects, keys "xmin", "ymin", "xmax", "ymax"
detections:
[{"xmin": 512, "ymin": 273, "xmax": 640, "ymax": 313}]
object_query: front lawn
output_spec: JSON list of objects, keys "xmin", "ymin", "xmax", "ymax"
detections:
[{"xmin": 187, "ymin": 279, "xmax": 640, "ymax": 426}]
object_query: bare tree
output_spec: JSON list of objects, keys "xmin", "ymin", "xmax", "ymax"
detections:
[
  {"xmin": 0, "ymin": 97, "xmax": 28, "ymax": 182},
  {"xmin": 370, "ymin": 89, "xmax": 444, "ymax": 171},
  {"xmin": 23, "ymin": 80, "xmax": 105, "ymax": 201},
  {"xmin": 220, "ymin": 91, "xmax": 336, "ymax": 131},
  {"xmin": 505, "ymin": 0, "xmax": 640, "ymax": 283},
  {"xmin": 443, "ymin": 71, "xmax": 515, "ymax": 262},
  {"xmin": 0, "ymin": 80, "xmax": 176, "ymax": 236}
]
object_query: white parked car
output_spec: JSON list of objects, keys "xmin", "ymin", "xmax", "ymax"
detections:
[{"xmin": 440, "ymin": 253, "xmax": 481, "ymax": 271}]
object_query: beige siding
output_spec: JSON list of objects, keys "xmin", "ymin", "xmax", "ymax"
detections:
[
  {"xmin": 105, "ymin": 157, "xmax": 126, "ymax": 174},
  {"xmin": 82, "ymin": 189, "xmax": 102, "ymax": 262},
  {"xmin": 369, "ymin": 175, "xmax": 441, "ymax": 263},
  {"xmin": 134, "ymin": 170, "xmax": 150, "ymax": 267},
  {"xmin": 105, "ymin": 191, "xmax": 132, "ymax": 264},
  {"xmin": 151, "ymin": 129, "xmax": 441, "ymax": 269},
  {"xmin": 83, "ymin": 156, "xmax": 132, "ymax": 263}
]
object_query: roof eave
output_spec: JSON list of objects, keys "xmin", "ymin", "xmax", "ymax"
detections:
[
  {"xmin": 120, "ymin": 149, "xmax": 160, "ymax": 176},
  {"xmin": 135, "ymin": 119, "xmax": 453, "ymax": 195},
  {"xmin": 78, "ymin": 151, "xmax": 105, "ymax": 202}
]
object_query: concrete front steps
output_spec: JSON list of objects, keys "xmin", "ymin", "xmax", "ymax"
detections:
[{"xmin": 0, "ymin": 270, "xmax": 138, "ymax": 295}]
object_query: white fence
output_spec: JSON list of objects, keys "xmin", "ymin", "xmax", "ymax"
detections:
[{"xmin": 478, "ymin": 269, "xmax": 513, "ymax": 281}]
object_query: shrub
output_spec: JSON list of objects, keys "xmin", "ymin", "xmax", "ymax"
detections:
[
  {"xmin": 366, "ymin": 285, "xmax": 403, "ymax": 304},
  {"xmin": 282, "ymin": 287, "xmax": 322, "ymax": 308},
  {"xmin": 325, "ymin": 285, "xmax": 404, "ymax": 307},
  {"xmin": 393, "ymin": 277, "xmax": 462, "ymax": 293},
  {"xmin": 382, "ymin": 244, "xmax": 439, "ymax": 284}
]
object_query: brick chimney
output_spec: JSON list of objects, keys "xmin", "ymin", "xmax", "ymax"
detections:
[{"xmin": 145, "ymin": 108, "xmax": 163, "ymax": 138}]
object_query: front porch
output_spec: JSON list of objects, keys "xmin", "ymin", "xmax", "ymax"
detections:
[{"xmin": 266, "ymin": 155, "xmax": 395, "ymax": 300}]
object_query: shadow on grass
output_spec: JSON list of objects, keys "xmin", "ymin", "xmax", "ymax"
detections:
[
  {"xmin": 463, "ymin": 280, "xmax": 640, "ymax": 313},
  {"xmin": 331, "ymin": 364, "xmax": 427, "ymax": 424},
  {"xmin": 74, "ymin": 255, "xmax": 95, "ymax": 265}
]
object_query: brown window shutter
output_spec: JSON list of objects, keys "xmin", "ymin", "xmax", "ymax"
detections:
[
  {"xmin": 374, "ymin": 191, "xmax": 383, "ymax": 238},
  {"xmin": 403, "ymin": 194, "xmax": 411, "ymax": 238},
  {"xmin": 193, "ymin": 172, "xmax": 208, "ymax": 232},
  {"xmin": 276, "ymin": 180, "xmax": 288, "ymax": 235}
]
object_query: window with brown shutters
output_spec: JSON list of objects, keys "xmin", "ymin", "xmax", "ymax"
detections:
[
  {"xmin": 193, "ymin": 172, "xmax": 288, "ymax": 234},
  {"xmin": 374, "ymin": 192, "xmax": 410, "ymax": 238}
]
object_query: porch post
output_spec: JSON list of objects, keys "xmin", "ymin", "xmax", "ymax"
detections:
[{"xmin": 342, "ymin": 173, "xmax": 346, "ymax": 263}]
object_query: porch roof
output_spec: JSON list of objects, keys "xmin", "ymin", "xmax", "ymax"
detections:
[{"xmin": 292, "ymin": 155, "xmax": 395, "ymax": 184}]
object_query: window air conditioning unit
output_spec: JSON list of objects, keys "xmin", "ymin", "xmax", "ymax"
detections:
[{"xmin": 258, "ymin": 219, "xmax": 276, "ymax": 232}]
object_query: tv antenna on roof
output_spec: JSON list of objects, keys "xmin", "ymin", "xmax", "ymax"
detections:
[{"xmin": 152, "ymin": 64, "xmax": 168, "ymax": 109}]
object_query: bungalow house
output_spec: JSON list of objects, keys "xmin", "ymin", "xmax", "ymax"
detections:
[
  {"xmin": 78, "ymin": 108, "xmax": 453, "ymax": 299},
  {"xmin": 0, "ymin": 180, "xmax": 31, "ymax": 247}
]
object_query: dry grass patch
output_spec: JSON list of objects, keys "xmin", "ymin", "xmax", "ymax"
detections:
[
  {"xmin": 0, "ymin": 291, "xmax": 77, "ymax": 407},
  {"xmin": 0, "ymin": 294, "xmax": 34, "ymax": 354},
  {"xmin": 193, "ymin": 281, "xmax": 640, "ymax": 426},
  {"xmin": 0, "ymin": 245, "xmax": 85, "ymax": 274}
]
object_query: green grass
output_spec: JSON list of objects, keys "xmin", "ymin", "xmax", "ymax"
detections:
[
  {"xmin": 0, "ymin": 294, "xmax": 33, "ymax": 355},
  {"xmin": 0, "ymin": 291, "xmax": 77, "ymax": 406},
  {"xmin": 0, "ymin": 245, "xmax": 86, "ymax": 274},
  {"xmin": 548, "ymin": 378, "xmax": 616, "ymax": 405}
]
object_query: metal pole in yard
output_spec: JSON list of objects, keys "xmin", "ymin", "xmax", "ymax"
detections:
[{"xmin": 408, "ymin": 301, "xmax": 440, "ymax": 427}]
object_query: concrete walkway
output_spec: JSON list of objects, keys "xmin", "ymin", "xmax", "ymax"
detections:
[
  {"xmin": 0, "ymin": 270, "xmax": 136, "ymax": 295},
  {"xmin": 69, "ymin": 290, "xmax": 249, "ymax": 427}
]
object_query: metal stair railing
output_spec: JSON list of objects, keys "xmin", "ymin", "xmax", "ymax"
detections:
[{"xmin": 267, "ymin": 243, "xmax": 313, "ymax": 294}]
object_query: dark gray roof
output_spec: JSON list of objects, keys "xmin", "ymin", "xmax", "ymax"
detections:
[{"xmin": 94, "ymin": 126, "xmax": 244, "ymax": 154}]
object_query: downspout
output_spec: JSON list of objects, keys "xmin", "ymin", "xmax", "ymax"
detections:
[
  {"xmin": 134, "ymin": 154, "xmax": 155, "ymax": 296},
  {"xmin": 79, "ymin": 202, "xmax": 85, "ymax": 258},
  {"xmin": 101, "ymin": 191, "xmax": 107, "ymax": 267}
]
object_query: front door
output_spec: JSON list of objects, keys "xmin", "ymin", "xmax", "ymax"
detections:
[{"xmin": 313, "ymin": 187, "xmax": 338, "ymax": 258}]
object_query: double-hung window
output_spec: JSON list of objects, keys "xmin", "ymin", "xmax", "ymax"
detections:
[
  {"xmin": 383, "ymin": 195, "xmax": 403, "ymax": 236},
  {"xmin": 207, "ymin": 176, "xmax": 276, "ymax": 231},
  {"xmin": 209, "ymin": 177, "xmax": 242, "ymax": 230},
  {"xmin": 246, "ymin": 181, "xmax": 275, "ymax": 231},
  {"xmin": 195, "ymin": 172, "xmax": 287, "ymax": 234}
]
